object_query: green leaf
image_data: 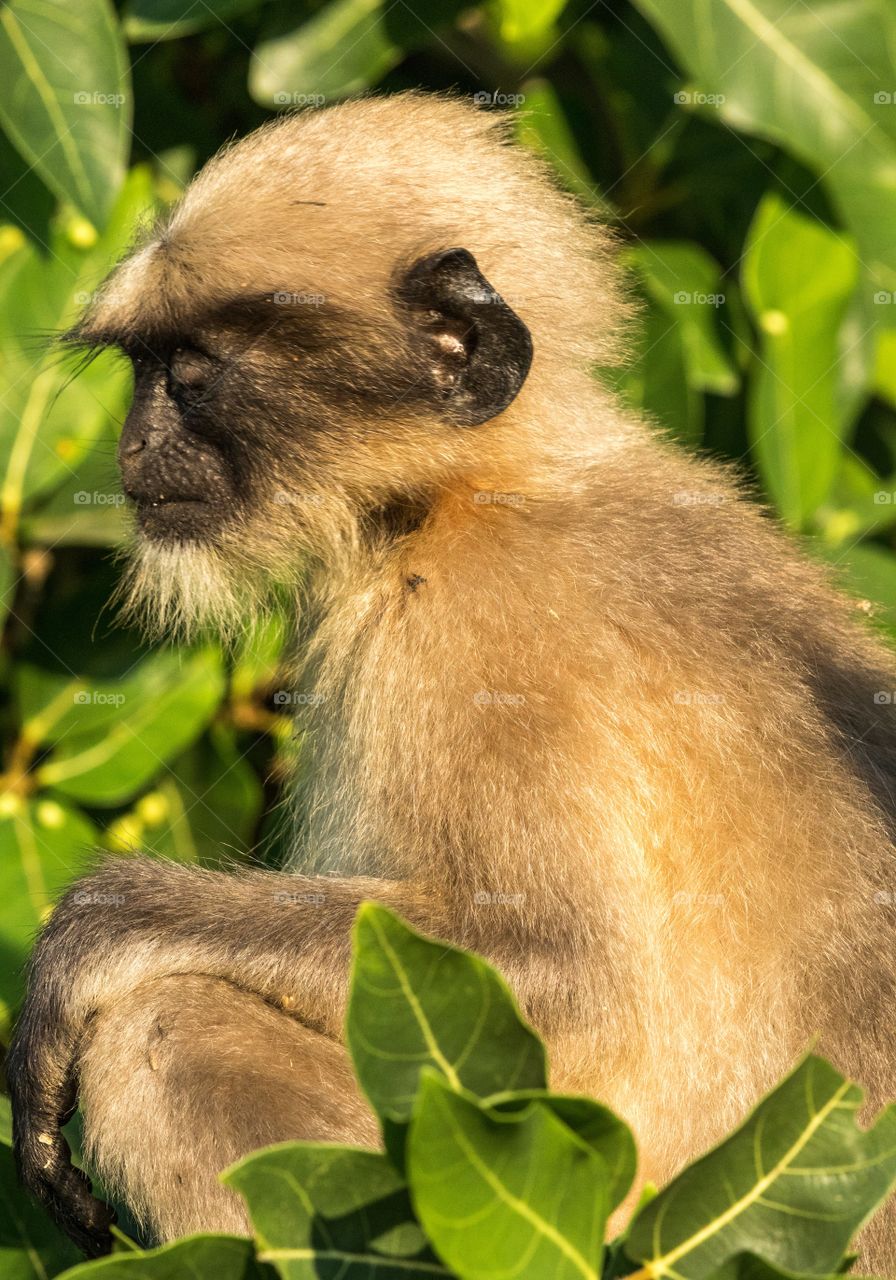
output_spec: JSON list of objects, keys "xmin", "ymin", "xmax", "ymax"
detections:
[
  {"xmin": 0, "ymin": 1141, "xmax": 83, "ymax": 1278},
  {"xmin": 0, "ymin": 168, "xmax": 154, "ymax": 543},
  {"xmin": 741, "ymin": 194, "xmax": 857, "ymax": 528},
  {"xmin": 0, "ymin": 1094, "xmax": 11, "ymax": 1146},
  {"xmin": 612, "ymin": 297, "xmax": 702, "ymax": 442},
  {"xmin": 624, "ymin": 1055, "xmax": 896, "ymax": 1278},
  {"xmin": 0, "ymin": 541, "xmax": 13, "ymax": 630},
  {"xmin": 709, "ymin": 1252, "xmax": 867, "ymax": 1280},
  {"xmin": 55, "ymin": 1234, "xmax": 268, "ymax": 1278},
  {"xmin": 104, "ymin": 727, "xmax": 263, "ymax": 866},
  {"xmin": 34, "ymin": 650, "xmax": 225, "ymax": 806},
  {"xmin": 516, "ymin": 79, "xmax": 609, "ymax": 209},
  {"xmin": 823, "ymin": 542, "xmax": 896, "ymax": 637},
  {"xmin": 0, "ymin": 0, "xmax": 130, "ymax": 228},
  {"xmin": 627, "ymin": 242, "xmax": 739, "ymax": 398},
  {"xmin": 409, "ymin": 1074, "xmax": 607, "ymax": 1280},
  {"xmin": 631, "ymin": 0, "xmax": 896, "ymax": 309},
  {"xmin": 490, "ymin": 1092, "xmax": 635, "ymax": 1212},
  {"xmin": 346, "ymin": 904, "xmax": 546, "ymax": 1138},
  {"xmin": 250, "ymin": 0, "xmax": 464, "ymax": 104},
  {"xmin": 250, "ymin": 0, "xmax": 401, "ymax": 104},
  {"xmin": 224, "ymin": 1143, "xmax": 451, "ymax": 1278},
  {"xmin": 493, "ymin": 0, "xmax": 568, "ymax": 43},
  {"xmin": 0, "ymin": 796, "xmax": 98, "ymax": 1019},
  {"xmin": 123, "ymin": 0, "xmax": 262, "ymax": 42}
]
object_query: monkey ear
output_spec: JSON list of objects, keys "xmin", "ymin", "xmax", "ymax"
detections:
[{"xmin": 395, "ymin": 248, "xmax": 533, "ymax": 427}]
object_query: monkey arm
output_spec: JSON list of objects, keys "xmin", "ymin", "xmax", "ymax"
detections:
[{"xmin": 6, "ymin": 855, "xmax": 445, "ymax": 1256}]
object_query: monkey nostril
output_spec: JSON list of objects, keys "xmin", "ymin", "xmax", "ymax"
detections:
[{"xmin": 120, "ymin": 436, "xmax": 147, "ymax": 458}]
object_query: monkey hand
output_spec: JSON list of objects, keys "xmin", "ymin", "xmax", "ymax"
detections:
[
  {"xmin": 6, "ymin": 854, "xmax": 378, "ymax": 1253},
  {"xmin": 5, "ymin": 861, "xmax": 156, "ymax": 1256}
]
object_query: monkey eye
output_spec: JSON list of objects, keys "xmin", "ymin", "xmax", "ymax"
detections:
[{"xmin": 166, "ymin": 347, "xmax": 217, "ymax": 408}]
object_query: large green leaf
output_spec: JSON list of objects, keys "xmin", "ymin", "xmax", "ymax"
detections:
[
  {"xmin": 0, "ymin": 541, "xmax": 13, "ymax": 629},
  {"xmin": 250, "ymin": 0, "xmax": 464, "ymax": 104},
  {"xmin": 493, "ymin": 0, "xmax": 568, "ymax": 43},
  {"xmin": 409, "ymin": 1074, "xmax": 607, "ymax": 1280},
  {"xmin": 104, "ymin": 727, "xmax": 263, "ymax": 865},
  {"xmin": 33, "ymin": 650, "xmax": 225, "ymax": 806},
  {"xmin": 632, "ymin": 0, "xmax": 896, "ymax": 307},
  {"xmin": 624, "ymin": 1056, "xmax": 896, "ymax": 1278},
  {"xmin": 225, "ymin": 1143, "xmax": 452, "ymax": 1278},
  {"xmin": 709, "ymin": 1253, "xmax": 862, "ymax": 1280},
  {"xmin": 55, "ymin": 1235, "xmax": 267, "ymax": 1278},
  {"xmin": 741, "ymin": 194, "xmax": 857, "ymax": 529},
  {"xmin": 0, "ymin": 0, "xmax": 130, "ymax": 228},
  {"xmin": 0, "ymin": 1141, "xmax": 82, "ymax": 1279},
  {"xmin": 822, "ymin": 542, "xmax": 896, "ymax": 638},
  {"xmin": 123, "ymin": 0, "xmax": 263, "ymax": 42},
  {"xmin": 0, "ymin": 796, "xmax": 97, "ymax": 1027},
  {"xmin": 0, "ymin": 1094, "xmax": 11, "ymax": 1146},
  {"xmin": 516, "ymin": 79, "xmax": 609, "ymax": 209},
  {"xmin": 0, "ymin": 168, "xmax": 154, "ymax": 543},
  {"xmin": 251, "ymin": 0, "xmax": 401, "ymax": 103},
  {"xmin": 613, "ymin": 297, "xmax": 700, "ymax": 441},
  {"xmin": 346, "ymin": 904, "xmax": 546, "ymax": 1137},
  {"xmin": 628, "ymin": 242, "xmax": 738, "ymax": 397},
  {"xmin": 489, "ymin": 1092, "xmax": 635, "ymax": 1213},
  {"xmin": 621, "ymin": 241, "xmax": 739, "ymax": 441}
]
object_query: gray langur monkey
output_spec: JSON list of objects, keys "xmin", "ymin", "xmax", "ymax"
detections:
[{"xmin": 8, "ymin": 91, "xmax": 896, "ymax": 1271}]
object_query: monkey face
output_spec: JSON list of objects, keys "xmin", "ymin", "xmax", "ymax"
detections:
[
  {"xmin": 92, "ymin": 247, "xmax": 533, "ymax": 554},
  {"xmin": 60, "ymin": 95, "xmax": 625, "ymax": 634}
]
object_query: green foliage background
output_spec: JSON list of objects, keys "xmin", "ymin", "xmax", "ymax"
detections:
[{"xmin": 1, "ymin": 0, "xmax": 896, "ymax": 1268}]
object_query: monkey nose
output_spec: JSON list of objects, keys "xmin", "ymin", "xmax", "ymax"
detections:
[{"xmin": 119, "ymin": 435, "xmax": 147, "ymax": 457}]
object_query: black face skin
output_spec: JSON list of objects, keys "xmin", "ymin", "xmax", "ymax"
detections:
[
  {"xmin": 117, "ymin": 343, "xmax": 241, "ymax": 541},
  {"xmin": 72, "ymin": 248, "xmax": 533, "ymax": 547}
]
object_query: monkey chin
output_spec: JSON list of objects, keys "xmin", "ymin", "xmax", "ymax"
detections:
[{"xmin": 113, "ymin": 534, "xmax": 274, "ymax": 646}]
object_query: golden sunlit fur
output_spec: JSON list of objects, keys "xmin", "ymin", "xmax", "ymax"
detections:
[{"xmin": 10, "ymin": 93, "xmax": 896, "ymax": 1270}]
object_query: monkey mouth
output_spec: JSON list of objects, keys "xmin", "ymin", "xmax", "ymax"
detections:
[
  {"xmin": 131, "ymin": 494, "xmax": 208, "ymax": 510},
  {"xmin": 129, "ymin": 491, "xmax": 228, "ymax": 542}
]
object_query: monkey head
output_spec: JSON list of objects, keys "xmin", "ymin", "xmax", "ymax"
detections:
[{"xmin": 70, "ymin": 93, "xmax": 626, "ymax": 636}]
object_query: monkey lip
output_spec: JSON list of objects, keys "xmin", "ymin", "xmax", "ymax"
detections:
[
  {"xmin": 127, "ymin": 489, "xmax": 209, "ymax": 509},
  {"xmin": 131, "ymin": 491, "xmax": 230, "ymax": 543},
  {"xmin": 139, "ymin": 497, "xmax": 207, "ymax": 510}
]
